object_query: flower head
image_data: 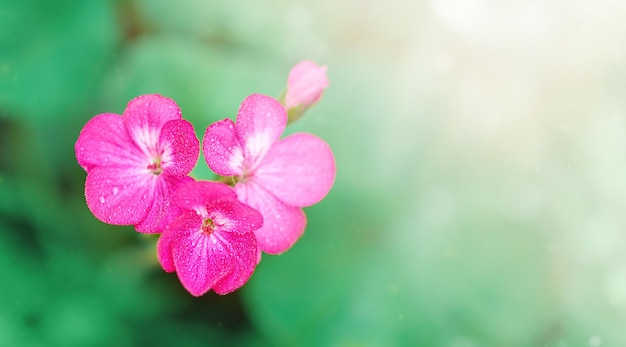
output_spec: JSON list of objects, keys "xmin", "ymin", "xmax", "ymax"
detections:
[
  {"xmin": 203, "ymin": 94, "xmax": 336, "ymax": 254},
  {"xmin": 157, "ymin": 181, "xmax": 262, "ymax": 296},
  {"xmin": 283, "ymin": 60, "xmax": 329, "ymax": 112},
  {"xmin": 75, "ymin": 94, "xmax": 199, "ymax": 233}
]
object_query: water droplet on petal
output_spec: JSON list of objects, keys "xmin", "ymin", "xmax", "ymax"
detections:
[
  {"xmin": 112, "ymin": 187, "xmax": 119, "ymax": 195},
  {"xmin": 99, "ymin": 196, "xmax": 106, "ymax": 203}
]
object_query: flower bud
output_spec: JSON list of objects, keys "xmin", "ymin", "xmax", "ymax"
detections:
[{"xmin": 281, "ymin": 61, "xmax": 329, "ymax": 123}]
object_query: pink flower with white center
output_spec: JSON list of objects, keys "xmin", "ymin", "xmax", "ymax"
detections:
[
  {"xmin": 203, "ymin": 94, "xmax": 336, "ymax": 254},
  {"xmin": 75, "ymin": 94, "xmax": 199, "ymax": 233},
  {"xmin": 283, "ymin": 60, "xmax": 329, "ymax": 111},
  {"xmin": 157, "ymin": 181, "xmax": 262, "ymax": 296}
]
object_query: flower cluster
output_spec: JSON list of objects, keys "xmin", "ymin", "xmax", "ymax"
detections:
[{"xmin": 75, "ymin": 61, "xmax": 334, "ymax": 296}]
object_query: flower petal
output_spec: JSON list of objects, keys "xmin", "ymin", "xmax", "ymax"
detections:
[
  {"xmin": 236, "ymin": 181, "xmax": 307, "ymax": 254},
  {"xmin": 84, "ymin": 166, "xmax": 154, "ymax": 226},
  {"xmin": 160, "ymin": 119, "xmax": 200, "ymax": 177},
  {"xmin": 135, "ymin": 175, "xmax": 194, "ymax": 233},
  {"xmin": 206, "ymin": 198, "xmax": 263, "ymax": 235},
  {"xmin": 157, "ymin": 210, "xmax": 202, "ymax": 273},
  {"xmin": 173, "ymin": 231, "xmax": 235, "ymax": 297},
  {"xmin": 123, "ymin": 94, "xmax": 182, "ymax": 156},
  {"xmin": 75, "ymin": 113, "xmax": 142, "ymax": 172},
  {"xmin": 235, "ymin": 94, "xmax": 287, "ymax": 171},
  {"xmin": 202, "ymin": 119, "xmax": 244, "ymax": 176},
  {"xmin": 211, "ymin": 232, "xmax": 258, "ymax": 294},
  {"xmin": 255, "ymin": 133, "xmax": 336, "ymax": 207},
  {"xmin": 124, "ymin": 94, "xmax": 182, "ymax": 131},
  {"xmin": 172, "ymin": 181, "xmax": 237, "ymax": 213}
]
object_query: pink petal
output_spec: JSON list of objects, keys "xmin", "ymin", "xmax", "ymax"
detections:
[
  {"xmin": 135, "ymin": 175, "xmax": 194, "ymax": 233},
  {"xmin": 205, "ymin": 198, "xmax": 263, "ymax": 235},
  {"xmin": 157, "ymin": 210, "xmax": 202, "ymax": 272},
  {"xmin": 202, "ymin": 119, "xmax": 244, "ymax": 176},
  {"xmin": 160, "ymin": 119, "xmax": 199, "ymax": 177},
  {"xmin": 84, "ymin": 166, "xmax": 154, "ymax": 226},
  {"xmin": 234, "ymin": 94, "xmax": 287, "ymax": 171},
  {"xmin": 173, "ymin": 231, "xmax": 235, "ymax": 297},
  {"xmin": 124, "ymin": 94, "xmax": 182, "ymax": 131},
  {"xmin": 285, "ymin": 61, "xmax": 329, "ymax": 109},
  {"xmin": 123, "ymin": 95, "xmax": 182, "ymax": 155},
  {"xmin": 236, "ymin": 181, "xmax": 307, "ymax": 254},
  {"xmin": 75, "ymin": 113, "xmax": 142, "ymax": 172},
  {"xmin": 255, "ymin": 133, "xmax": 336, "ymax": 207},
  {"xmin": 172, "ymin": 181, "xmax": 237, "ymax": 213},
  {"xmin": 211, "ymin": 232, "xmax": 258, "ymax": 294}
]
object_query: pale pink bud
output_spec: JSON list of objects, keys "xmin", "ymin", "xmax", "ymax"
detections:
[{"xmin": 284, "ymin": 60, "xmax": 329, "ymax": 110}]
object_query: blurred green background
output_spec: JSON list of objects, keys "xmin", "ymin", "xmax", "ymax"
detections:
[{"xmin": 2, "ymin": 0, "xmax": 626, "ymax": 346}]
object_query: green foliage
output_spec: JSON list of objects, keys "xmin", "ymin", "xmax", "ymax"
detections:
[{"xmin": 0, "ymin": 0, "xmax": 119, "ymax": 122}]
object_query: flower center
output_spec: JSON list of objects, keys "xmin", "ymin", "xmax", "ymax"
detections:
[
  {"xmin": 147, "ymin": 158, "xmax": 163, "ymax": 175},
  {"xmin": 240, "ymin": 168, "xmax": 253, "ymax": 182},
  {"xmin": 202, "ymin": 218, "xmax": 215, "ymax": 235}
]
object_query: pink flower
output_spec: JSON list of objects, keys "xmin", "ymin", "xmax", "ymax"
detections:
[
  {"xmin": 203, "ymin": 94, "xmax": 336, "ymax": 254},
  {"xmin": 284, "ymin": 60, "xmax": 329, "ymax": 110},
  {"xmin": 75, "ymin": 94, "xmax": 199, "ymax": 233},
  {"xmin": 157, "ymin": 181, "xmax": 262, "ymax": 296}
]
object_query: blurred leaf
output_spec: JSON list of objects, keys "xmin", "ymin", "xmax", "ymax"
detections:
[
  {"xmin": 0, "ymin": 0, "xmax": 120, "ymax": 122},
  {"xmin": 134, "ymin": 0, "xmax": 286, "ymax": 53},
  {"xmin": 242, "ymin": 173, "xmax": 560, "ymax": 346},
  {"xmin": 0, "ymin": 0, "xmax": 121, "ymax": 183},
  {"xmin": 242, "ymin": 187, "xmax": 387, "ymax": 346},
  {"xmin": 0, "ymin": 219, "xmax": 46, "ymax": 346}
]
